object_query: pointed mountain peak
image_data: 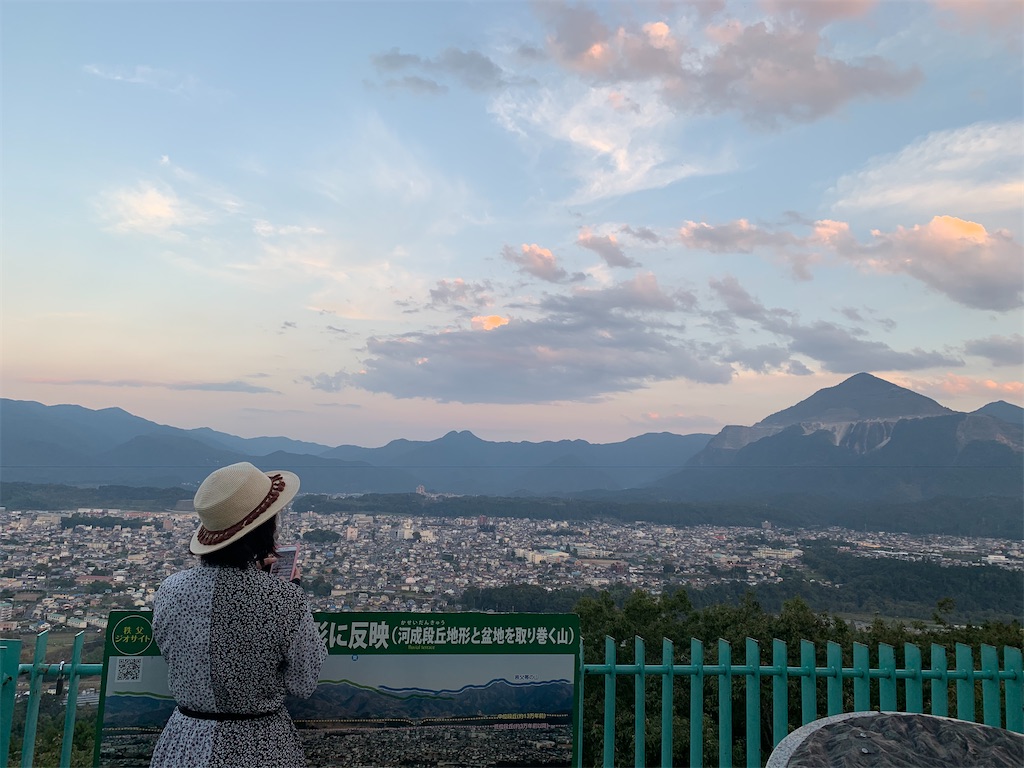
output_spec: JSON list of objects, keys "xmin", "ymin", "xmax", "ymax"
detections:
[
  {"xmin": 438, "ymin": 430, "xmax": 483, "ymax": 443},
  {"xmin": 974, "ymin": 400, "xmax": 1024, "ymax": 425},
  {"xmin": 757, "ymin": 373, "xmax": 953, "ymax": 427}
]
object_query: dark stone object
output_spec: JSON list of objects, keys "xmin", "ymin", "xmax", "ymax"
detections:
[{"xmin": 766, "ymin": 712, "xmax": 1024, "ymax": 768}]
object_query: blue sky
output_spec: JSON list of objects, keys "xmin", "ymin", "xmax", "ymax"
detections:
[{"xmin": 3, "ymin": 0, "xmax": 1022, "ymax": 447}]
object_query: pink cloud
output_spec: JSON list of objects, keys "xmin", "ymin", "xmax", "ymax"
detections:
[
  {"xmin": 847, "ymin": 216, "xmax": 1024, "ymax": 311},
  {"xmin": 895, "ymin": 373, "xmax": 1024, "ymax": 402},
  {"xmin": 932, "ymin": 0, "xmax": 1023, "ymax": 48},
  {"xmin": 540, "ymin": 3, "xmax": 918, "ymax": 125},
  {"xmin": 502, "ymin": 243, "xmax": 572, "ymax": 283},
  {"xmin": 577, "ymin": 228, "xmax": 638, "ymax": 267},
  {"xmin": 680, "ymin": 219, "xmax": 798, "ymax": 252},
  {"xmin": 694, "ymin": 21, "xmax": 920, "ymax": 125},
  {"xmin": 471, "ymin": 315, "xmax": 509, "ymax": 331},
  {"xmin": 811, "ymin": 219, "xmax": 853, "ymax": 245},
  {"xmin": 680, "ymin": 218, "xmax": 815, "ymax": 279},
  {"xmin": 761, "ymin": 0, "xmax": 878, "ymax": 28}
]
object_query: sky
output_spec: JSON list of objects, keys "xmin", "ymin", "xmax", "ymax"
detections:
[{"xmin": 2, "ymin": 0, "xmax": 1022, "ymax": 448}]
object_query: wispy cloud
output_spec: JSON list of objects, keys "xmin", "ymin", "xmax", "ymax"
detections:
[
  {"xmin": 491, "ymin": 81, "xmax": 729, "ymax": 204},
  {"xmin": 28, "ymin": 378, "xmax": 280, "ymax": 394},
  {"xmin": 963, "ymin": 334, "xmax": 1024, "ymax": 367},
  {"xmin": 83, "ymin": 64, "xmax": 197, "ymax": 94},
  {"xmin": 371, "ymin": 46, "xmax": 517, "ymax": 92},
  {"xmin": 830, "ymin": 120, "xmax": 1024, "ymax": 222},
  {"xmin": 428, "ymin": 279, "xmax": 494, "ymax": 309},
  {"xmin": 253, "ymin": 220, "xmax": 325, "ymax": 238},
  {"xmin": 707, "ymin": 275, "xmax": 963, "ymax": 373},
  {"xmin": 633, "ymin": 410, "xmax": 724, "ymax": 431},
  {"xmin": 316, "ymin": 114, "xmax": 487, "ymax": 238},
  {"xmin": 96, "ymin": 182, "xmax": 208, "ymax": 236},
  {"xmin": 931, "ymin": 0, "xmax": 1023, "ymax": 50},
  {"xmin": 679, "ymin": 217, "xmax": 822, "ymax": 280}
]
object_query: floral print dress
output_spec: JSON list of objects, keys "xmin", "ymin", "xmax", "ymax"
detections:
[{"xmin": 150, "ymin": 562, "xmax": 327, "ymax": 768}]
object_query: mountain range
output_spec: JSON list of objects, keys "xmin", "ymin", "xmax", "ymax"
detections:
[{"xmin": 1, "ymin": 373, "xmax": 1020, "ymax": 503}]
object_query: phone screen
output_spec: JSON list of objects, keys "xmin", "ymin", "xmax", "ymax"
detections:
[{"xmin": 269, "ymin": 544, "xmax": 299, "ymax": 581}]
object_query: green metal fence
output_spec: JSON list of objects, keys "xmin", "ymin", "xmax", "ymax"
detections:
[
  {"xmin": 583, "ymin": 636, "xmax": 1024, "ymax": 768},
  {"xmin": 1, "ymin": 631, "xmax": 102, "ymax": 768},
  {"xmin": 2, "ymin": 630, "xmax": 1022, "ymax": 767}
]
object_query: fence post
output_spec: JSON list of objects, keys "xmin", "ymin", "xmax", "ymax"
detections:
[
  {"xmin": 661, "ymin": 638, "xmax": 673, "ymax": 768},
  {"xmin": 980, "ymin": 644, "xmax": 1001, "ymax": 728},
  {"xmin": 1004, "ymin": 645, "xmax": 1023, "ymax": 734},
  {"xmin": 771, "ymin": 639, "xmax": 787, "ymax": 747},
  {"xmin": 718, "ymin": 639, "xmax": 732, "ymax": 768},
  {"xmin": 603, "ymin": 636, "xmax": 616, "ymax": 768},
  {"xmin": 59, "ymin": 631, "xmax": 86, "ymax": 768},
  {"xmin": 826, "ymin": 641, "xmax": 842, "ymax": 716},
  {"xmin": 745, "ymin": 638, "xmax": 760, "ymax": 768},
  {"xmin": 21, "ymin": 630, "xmax": 49, "ymax": 768},
  {"xmin": 930, "ymin": 644, "xmax": 948, "ymax": 717},
  {"xmin": 799, "ymin": 640, "xmax": 816, "ymax": 724},
  {"xmin": 852, "ymin": 642, "xmax": 869, "ymax": 712},
  {"xmin": 879, "ymin": 643, "xmax": 896, "ymax": 711},
  {"xmin": 634, "ymin": 636, "xmax": 646, "ymax": 768},
  {"xmin": 690, "ymin": 639, "xmax": 704, "ymax": 768},
  {"xmin": 904, "ymin": 642, "xmax": 923, "ymax": 714},
  {"xmin": 956, "ymin": 643, "xmax": 975, "ymax": 722},
  {"xmin": 0, "ymin": 637, "xmax": 23, "ymax": 768}
]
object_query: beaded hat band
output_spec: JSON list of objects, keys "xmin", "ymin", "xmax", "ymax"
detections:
[
  {"xmin": 196, "ymin": 474, "xmax": 286, "ymax": 546},
  {"xmin": 189, "ymin": 462, "xmax": 300, "ymax": 555}
]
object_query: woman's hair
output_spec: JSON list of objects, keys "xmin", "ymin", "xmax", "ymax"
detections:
[{"xmin": 200, "ymin": 515, "xmax": 278, "ymax": 568}]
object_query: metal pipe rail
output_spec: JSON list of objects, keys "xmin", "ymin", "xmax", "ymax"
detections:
[
  {"xmin": 4, "ymin": 629, "xmax": 1023, "ymax": 768},
  {"xmin": 582, "ymin": 636, "xmax": 1023, "ymax": 768},
  {"xmin": 1, "ymin": 631, "xmax": 102, "ymax": 768}
]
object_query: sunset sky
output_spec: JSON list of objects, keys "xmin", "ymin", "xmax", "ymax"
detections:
[{"xmin": 3, "ymin": 0, "xmax": 1022, "ymax": 447}]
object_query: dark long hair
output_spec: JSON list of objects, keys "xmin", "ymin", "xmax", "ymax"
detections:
[{"xmin": 200, "ymin": 515, "xmax": 278, "ymax": 569}]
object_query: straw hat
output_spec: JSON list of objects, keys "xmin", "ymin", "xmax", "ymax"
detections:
[{"xmin": 189, "ymin": 462, "xmax": 300, "ymax": 555}]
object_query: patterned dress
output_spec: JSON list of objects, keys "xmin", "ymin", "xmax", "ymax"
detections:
[{"xmin": 150, "ymin": 562, "xmax": 327, "ymax": 768}]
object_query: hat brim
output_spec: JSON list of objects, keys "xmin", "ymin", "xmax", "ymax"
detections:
[{"xmin": 189, "ymin": 469, "xmax": 300, "ymax": 555}]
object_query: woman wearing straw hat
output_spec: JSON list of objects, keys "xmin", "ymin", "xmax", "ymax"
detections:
[{"xmin": 150, "ymin": 462, "xmax": 327, "ymax": 768}]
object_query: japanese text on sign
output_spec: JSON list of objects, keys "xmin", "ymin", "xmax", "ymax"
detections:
[{"xmin": 317, "ymin": 619, "xmax": 575, "ymax": 651}]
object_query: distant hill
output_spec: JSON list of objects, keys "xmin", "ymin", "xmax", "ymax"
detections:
[
  {"xmin": 321, "ymin": 429, "xmax": 712, "ymax": 494},
  {"xmin": 2, "ymin": 375, "xmax": 1019, "ymax": 502},
  {"xmin": 760, "ymin": 372, "xmax": 953, "ymax": 425},
  {"xmin": 974, "ymin": 400, "xmax": 1024, "ymax": 426},
  {"xmin": 0, "ymin": 399, "xmax": 710, "ymax": 495},
  {"xmin": 656, "ymin": 374, "xmax": 1022, "ymax": 502}
]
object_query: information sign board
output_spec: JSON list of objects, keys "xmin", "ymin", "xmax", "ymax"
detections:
[{"xmin": 94, "ymin": 610, "xmax": 581, "ymax": 767}]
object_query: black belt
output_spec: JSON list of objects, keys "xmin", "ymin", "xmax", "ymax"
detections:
[{"xmin": 178, "ymin": 705, "xmax": 281, "ymax": 721}]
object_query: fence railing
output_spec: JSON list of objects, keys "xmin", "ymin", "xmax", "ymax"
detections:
[
  {"xmin": 1, "ymin": 631, "xmax": 102, "ymax": 768},
  {"xmin": 582, "ymin": 636, "xmax": 1023, "ymax": 768},
  {"xmin": 3, "ymin": 630, "xmax": 1022, "ymax": 767}
]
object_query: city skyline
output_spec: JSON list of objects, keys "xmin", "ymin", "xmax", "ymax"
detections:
[{"xmin": 3, "ymin": 1, "xmax": 1022, "ymax": 447}]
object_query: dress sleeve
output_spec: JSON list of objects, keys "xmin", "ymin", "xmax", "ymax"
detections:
[{"xmin": 284, "ymin": 607, "xmax": 327, "ymax": 698}]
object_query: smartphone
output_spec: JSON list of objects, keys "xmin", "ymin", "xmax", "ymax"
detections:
[{"xmin": 269, "ymin": 544, "xmax": 299, "ymax": 581}]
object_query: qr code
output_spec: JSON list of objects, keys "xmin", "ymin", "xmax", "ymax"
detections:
[{"xmin": 116, "ymin": 657, "xmax": 142, "ymax": 682}]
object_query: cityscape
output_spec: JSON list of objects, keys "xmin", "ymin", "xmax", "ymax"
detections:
[{"xmin": 2, "ymin": 497, "xmax": 1021, "ymax": 635}]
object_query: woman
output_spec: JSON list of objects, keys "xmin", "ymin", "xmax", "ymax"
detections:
[{"xmin": 151, "ymin": 462, "xmax": 327, "ymax": 768}]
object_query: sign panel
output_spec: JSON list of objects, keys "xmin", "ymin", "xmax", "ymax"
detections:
[{"xmin": 94, "ymin": 610, "xmax": 581, "ymax": 767}]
